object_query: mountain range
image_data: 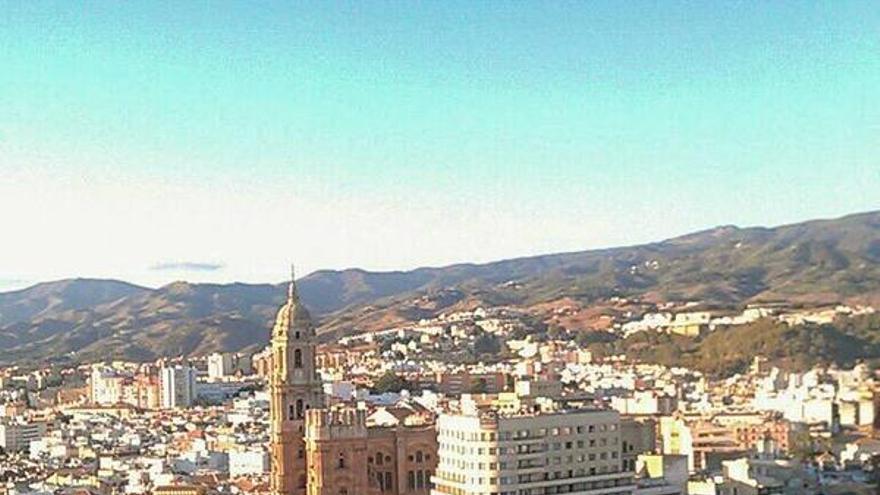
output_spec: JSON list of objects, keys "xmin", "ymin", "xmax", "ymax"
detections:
[{"xmin": 1, "ymin": 210, "xmax": 879, "ymax": 365}]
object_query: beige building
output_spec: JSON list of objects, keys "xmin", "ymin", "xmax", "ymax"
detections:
[{"xmin": 432, "ymin": 406, "xmax": 635, "ymax": 495}]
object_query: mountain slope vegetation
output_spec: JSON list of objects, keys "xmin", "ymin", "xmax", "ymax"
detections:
[{"xmin": 0, "ymin": 210, "xmax": 878, "ymax": 364}]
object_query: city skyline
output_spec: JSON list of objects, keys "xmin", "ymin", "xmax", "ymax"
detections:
[{"xmin": 2, "ymin": 2, "xmax": 878, "ymax": 289}]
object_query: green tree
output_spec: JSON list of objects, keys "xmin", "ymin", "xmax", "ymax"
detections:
[
  {"xmin": 469, "ymin": 378, "xmax": 489, "ymax": 394},
  {"xmin": 547, "ymin": 325, "xmax": 566, "ymax": 340},
  {"xmin": 372, "ymin": 371, "xmax": 409, "ymax": 394},
  {"xmin": 474, "ymin": 333, "xmax": 501, "ymax": 355},
  {"xmin": 789, "ymin": 430, "xmax": 816, "ymax": 462}
]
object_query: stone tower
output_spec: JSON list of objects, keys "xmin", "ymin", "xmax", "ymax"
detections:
[
  {"xmin": 270, "ymin": 269, "xmax": 325, "ymax": 495},
  {"xmin": 304, "ymin": 407, "xmax": 371, "ymax": 495}
]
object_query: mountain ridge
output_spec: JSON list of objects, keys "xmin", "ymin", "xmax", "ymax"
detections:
[{"xmin": 1, "ymin": 209, "xmax": 879, "ymax": 364}]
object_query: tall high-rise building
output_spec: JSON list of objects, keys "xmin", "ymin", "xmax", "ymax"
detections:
[
  {"xmin": 160, "ymin": 365, "xmax": 197, "ymax": 409},
  {"xmin": 270, "ymin": 272, "xmax": 325, "ymax": 495},
  {"xmin": 431, "ymin": 406, "xmax": 635, "ymax": 495},
  {"xmin": 207, "ymin": 352, "xmax": 234, "ymax": 381}
]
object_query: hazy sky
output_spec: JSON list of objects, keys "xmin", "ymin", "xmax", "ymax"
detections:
[{"xmin": 1, "ymin": 1, "xmax": 878, "ymax": 290}]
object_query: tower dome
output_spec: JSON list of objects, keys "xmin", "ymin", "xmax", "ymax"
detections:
[{"xmin": 272, "ymin": 268, "xmax": 314, "ymax": 338}]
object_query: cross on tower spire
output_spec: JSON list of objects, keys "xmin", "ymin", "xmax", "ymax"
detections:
[{"xmin": 288, "ymin": 263, "xmax": 296, "ymax": 300}]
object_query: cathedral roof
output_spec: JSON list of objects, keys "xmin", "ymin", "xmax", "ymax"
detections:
[{"xmin": 272, "ymin": 274, "xmax": 314, "ymax": 338}]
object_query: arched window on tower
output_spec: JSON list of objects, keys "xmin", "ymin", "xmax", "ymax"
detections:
[
  {"xmin": 338, "ymin": 452, "xmax": 346, "ymax": 469},
  {"xmin": 296, "ymin": 399, "xmax": 304, "ymax": 419},
  {"xmin": 294, "ymin": 349, "xmax": 303, "ymax": 368}
]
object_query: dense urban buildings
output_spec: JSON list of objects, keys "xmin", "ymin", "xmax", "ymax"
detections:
[{"xmin": 0, "ymin": 278, "xmax": 878, "ymax": 494}]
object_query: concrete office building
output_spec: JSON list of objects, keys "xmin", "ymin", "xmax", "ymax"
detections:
[{"xmin": 432, "ymin": 406, "xmax": 635, "ymax": 495}]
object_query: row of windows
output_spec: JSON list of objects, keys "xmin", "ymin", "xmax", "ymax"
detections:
[
  {"xmin": 287, "ymin": 399, "xmax": 309, "ymax": 420},
  {"xmin": 438, "ymin": 436, "xmax": 618, "ymax": 456},
  {"xmin": 438, "ymin": 450, "xmax": 619, "ymax": 471},
  {"xmin": 407, "ymin": 470, "xmax": 431, "ymax": 490},
  {"xmin": 434, "ymin": 474, "xmax": 631, "ymax": 494},
  {"xmin": 375, "ymin": 470, "xmax": 393, "ymax": 492},
  {"xmin": 322, "ymin": 468, "xmax": 433, "ymax": 493},
  {"xmin": 409, "ymin": 451, "xmax": 431, "ymax": 463},
  {"xmin": 366, "ymin": 450, "xmax": 432, "ymax": 465},
  {"xmin": 437, "ymin": 462, "xmax": 623, "ymax": 486},
  {"xmin": 368, "ymin": 453, "xmax": 393, "ymax": 465},
  {"xmin": 439, "ymin": 423, "xmax": 617, "ymax": 441}
]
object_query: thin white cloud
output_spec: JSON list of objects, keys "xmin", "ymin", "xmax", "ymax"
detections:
[{"xmin": 150, "ymin": 262, "xmax": 224, "ymax": 272}]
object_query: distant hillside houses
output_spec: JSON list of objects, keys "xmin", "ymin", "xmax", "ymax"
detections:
[
  {"xmin": 337, "ymin": 305, "xmax": 529, "ymax": 348},
  {"xmin": 618, "ymin": 304, "xmax": 876, "ymax": 338}
]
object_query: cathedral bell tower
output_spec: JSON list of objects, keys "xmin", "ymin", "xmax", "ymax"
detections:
[{"xmin": 270, "ymin": 267, "xmax": 325, "ymax": 495}]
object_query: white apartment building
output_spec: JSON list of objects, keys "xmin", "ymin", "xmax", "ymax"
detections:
[
  {"xmin": 610, "ymin": 391, "xmax": 677, "ymax": 416},
  {"xmin": 160, "ymin": 365, "xmax": 197, "ymax": 409},
  {"xmin": 207, "ymin": 352, "xmax": 234, "ymax": 381},
  {"xmin": 91, "ymin": 366, "xmax": 124, "ymax": 405},
  {"xmin": 229, "ymin": 449, "xmax": 269, "ymax": 477},
  {"xmin": 432, "ymin": 406, "xmax": 635, "ymax": 495}
]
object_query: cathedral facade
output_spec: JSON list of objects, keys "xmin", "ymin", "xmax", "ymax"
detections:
[{"xmin": 270, "ymin": 276, "xmax": 437, "ymax": 495}]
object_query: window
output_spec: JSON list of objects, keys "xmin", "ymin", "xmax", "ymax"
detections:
[
  {"xmin": 384, "ymin": 472, "xmax": 392, "ymax": 491},
  {"xmin": 294, "ymin": 349, "xmax": 303, "ymax": 368},
  {"xmin": 296, "ymin": 399, "xmax": 304, "ymax": 419},
  {"xmin": 338, "ymin": 453, "xmax": 346, "ymax": 469},
  {"xmin": 416, "ymin": 451, "xmax": 423, "ymax": 462},
  {"xmin": 408, "ymin": 471, "xmax": 415, "ymax": 490}
]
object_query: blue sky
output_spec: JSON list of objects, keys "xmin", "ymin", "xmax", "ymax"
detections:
[{"xmin": 1, "ymin": 1, "xmax": 878, "ymax": 289}]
